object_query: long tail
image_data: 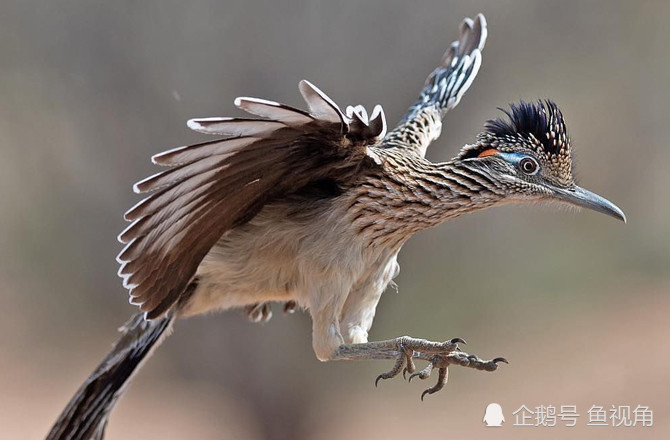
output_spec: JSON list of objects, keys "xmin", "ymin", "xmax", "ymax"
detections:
[
  {"xmin": 46, "ymin": 312, "xmax": 175, "ymax": 440},
  {"xmin": 407, "ymin": 13, "xmax": 486, "ymax": 121},
  {"xmin": 383, "ymin": 14, "xmax": 487, "ymax": 156}
]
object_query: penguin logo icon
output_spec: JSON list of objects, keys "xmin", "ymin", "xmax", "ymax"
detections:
[{"xmin": 483, "ymin": 403, "xmax": 505, "ymax": 427}]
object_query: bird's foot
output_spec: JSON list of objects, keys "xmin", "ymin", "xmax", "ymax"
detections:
[
  {"xmin": 406, "ymin": 349, "xmax": 508, "ymax": 400},
  {"xmin": 243, "ymin": 303, "xmax": 273, "ymax": 323},
  {"xmin": 244, "ymin": 301, "xmax": 297, "ymax": 323},
  {"xmin": 334, "ymin": 336, "xmax": 507, "ymax": 400}
]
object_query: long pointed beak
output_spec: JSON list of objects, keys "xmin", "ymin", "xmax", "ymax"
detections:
[{"xmin": 552, "ymin": 185, "xmax": 626, "ymax": 223}]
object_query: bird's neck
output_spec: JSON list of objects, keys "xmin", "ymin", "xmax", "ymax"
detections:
[{"xmin": 349, "ymin": 154, "xmax": 506, "ymax": 247}]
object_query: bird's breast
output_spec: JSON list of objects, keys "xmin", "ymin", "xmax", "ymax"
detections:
[{"xmin": 182, "ymin": 194, "xmax": 399, "ymax": 316}]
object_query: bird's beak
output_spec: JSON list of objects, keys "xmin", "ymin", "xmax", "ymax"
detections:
[{"xmin": 551, "ymin": 185, "xmax": 626, "ymax": 223}]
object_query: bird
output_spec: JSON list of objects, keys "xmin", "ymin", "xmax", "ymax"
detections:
[{"xmin": 46, "ymin": 13, "xmax": 625, "ymax": 440}]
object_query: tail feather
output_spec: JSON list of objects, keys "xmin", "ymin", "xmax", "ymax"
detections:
[
  {"xmin": 383, "ymin": 14, "xmax": 487, "ymax": 156},
  {"xmin": 412, "ymin": 13, "xmax": 486, "ymax": 119},
  {"xmin": 46, "ymin": 312, "xmax": 174, "ymax": 440}
]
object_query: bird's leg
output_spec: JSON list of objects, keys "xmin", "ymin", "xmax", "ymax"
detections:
[{"xmin": 332, "ymin": 336, "xmax": 507, "ymax": 399}]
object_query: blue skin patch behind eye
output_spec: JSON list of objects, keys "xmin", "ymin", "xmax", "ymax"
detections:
[
  {"xmin": 497, "ymin": 151, "xmax": 528, "ymax": 165},
  {"xmin": 497, "ymin": 151, "xmax": 540, "ymax": 176}
]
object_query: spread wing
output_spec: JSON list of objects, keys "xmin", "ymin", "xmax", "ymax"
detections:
[
  {"xmin": 384, "ymin": 14, "xmax": 487, "ymax": 157},
  {"xmin": 117, "ymin": 80, "xmax": 387, "ymax": 319}
]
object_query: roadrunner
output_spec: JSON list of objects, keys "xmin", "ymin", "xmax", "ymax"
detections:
[{"xmin": 48, "ymin": 13, "xmax": 625, "ymax": 440}]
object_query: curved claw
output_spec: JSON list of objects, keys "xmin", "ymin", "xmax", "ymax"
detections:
[
  {"xmin": 404, "ymin": 357, "xmax": 416, "ymax": 375},
  {"xmin": 368, "ymin": 335, "xmax": 492, "ymax": 396},
  {"xmin": 420, "ymin": 367, "xmax": 448, "ymax": 401},
  {"xmin": 374, "ymin": 353, "xmax": 405, "ymax": 387},
  {"xmin": 409, "ymin": 372, "xmax": 422, "ymax": 383},
  {"xmin": 493, "ymin": 357, "xmax": 509, "ymax": 364}
]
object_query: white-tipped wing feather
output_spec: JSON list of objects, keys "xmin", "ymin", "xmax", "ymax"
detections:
[
  {"xmin": 233, "ymin": 97, "xmax": 313, "ymax": 124},
  {"xmin": 299, "ymin": 80, "xmax": 346, "ymax": 124},
  {"xmin": 118, "ymin": 82, "xmax": 387, "ymax": 318},
  {"xmin": 151, "ymin": 137, "xmax": 258, "ymax": 166},
  {"xmin": 186, "ymin": 118, "xmax": 285, "ymax": 137},
  {"xmin": 117, "ymin": 14, "xmax": 487, "ymax": 318}
]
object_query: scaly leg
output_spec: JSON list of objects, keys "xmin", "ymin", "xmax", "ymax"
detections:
[{"xmin": 332, "ymin": 336, "xmax": 507, "ymax": 400}]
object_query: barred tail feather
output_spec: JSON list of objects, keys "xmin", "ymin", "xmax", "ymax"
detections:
[
  {"xmin": 411, "ymin": 14, "xmax": 486, "ymax": 120},
  {"xmin": 384, "ymin": 14, "xmax": 487, "ymax": 156},
  {"xmin": 46, "ymin": 312, "xmax": 175, "ymax": 440}
]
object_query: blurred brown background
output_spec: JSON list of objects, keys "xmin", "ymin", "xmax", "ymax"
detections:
[{"xmin": 1, "ymin": 0, "xmax": 668, "ymax": 439}]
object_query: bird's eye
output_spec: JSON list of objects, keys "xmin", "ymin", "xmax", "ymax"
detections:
[{"xmin": 519, "ymin": 157, "xmax": 539, "ymax": 175}]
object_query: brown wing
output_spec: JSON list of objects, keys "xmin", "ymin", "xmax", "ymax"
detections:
[{"xmin": 117, "ymin": 80, "xmax": 387, "ymax": 319}]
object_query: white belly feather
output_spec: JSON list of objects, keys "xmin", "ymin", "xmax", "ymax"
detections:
[{"xmin": 181, "ymin": 198, "xmax": 401, "ymax": 328}]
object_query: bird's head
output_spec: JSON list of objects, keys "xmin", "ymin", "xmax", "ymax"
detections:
[{"xmin": 457, "ymin": 100, "xmax": 626, "ymax": 222}]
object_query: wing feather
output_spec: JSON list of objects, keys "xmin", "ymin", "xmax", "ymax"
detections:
[
  {"xmin": 233, "ymin": 97, "xmax": 313, "ymax": 124},
  {"xmin": 299, "ymin": 80, "xmax": 346, "ymax": 124},
  {"xmin": 186, "ymin": 118, "xmax": 285, "ymax": 136},
  {"xmin": 151, "ymin": 136, "xmax": 258, "ymax": 166},
  {"xmin": 118, "ymin": 82, "xmax": 386, "ymax": 318}
]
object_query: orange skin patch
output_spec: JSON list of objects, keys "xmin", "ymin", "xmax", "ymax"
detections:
[{"xmin": 477, "ymin": 148, "xmax": 499, "ymax": 157}]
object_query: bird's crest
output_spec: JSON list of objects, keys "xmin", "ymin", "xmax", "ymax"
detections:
[
  {"xmin": 462, "ymin": 100, "xmax": 574, "ymax": 185},
  {"xmin": 484, "ymin": 100, "xmax": 569, "ymax": 157}
]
